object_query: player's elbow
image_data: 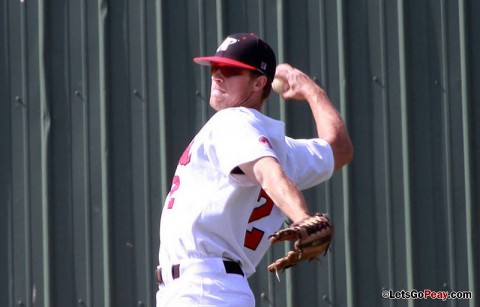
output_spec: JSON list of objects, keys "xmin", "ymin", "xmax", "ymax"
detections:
[{"xmin": 331, "ymin": 135, "xmax": 354, "ymax": 172}]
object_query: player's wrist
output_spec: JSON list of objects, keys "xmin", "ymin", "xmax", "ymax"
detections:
[{"xmin": 290, "ymin": 212, "xmax": 311, "ymax": 224}]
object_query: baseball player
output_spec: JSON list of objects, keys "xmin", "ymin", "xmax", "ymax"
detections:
[{"xmin": 156, "ymin": 33, "xmax": 353, "ymax": 306}]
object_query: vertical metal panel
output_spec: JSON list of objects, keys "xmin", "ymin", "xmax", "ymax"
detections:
[
  {"xmin": 128, "ymin": 0, "xmax": 151, "ymax": 304},
  {"xmin": 0, "ymin": 0, "xmax": 12, "ymax": 305},
  {"xmin": 2, "ymin": 0, "xmax": 51, "ymax": 306},
  {"xmin": 47, "ymin": 0, "xmax": 75, "ymax": 305},
  {"xmin": 108, "ymin": 0, "xmax": 164, "ymax": 305},
  {"xmin": 86, "ymin": 1, "xmax": 110, "ymax": 305},
  {"xmin": 70, "ymin": 0, "xmax": 92, "ymax": 304},
  {"xmin": 45, "ymin": 0, "xmax": 110, "ymax": 306},
  {"xmin": 9, "ymin": 1, "xmax": 32, "ymax": 305},
  {"xmin": 461, "ymin": 0, "xmax": 479, "ymax": 305},
  {"xmin": 0, "ymin": 0, "xmax": 479, "ymax": 307},
  {"xmin": 398, "ymin": 0, "xmax": 416, "ymax": 304}
]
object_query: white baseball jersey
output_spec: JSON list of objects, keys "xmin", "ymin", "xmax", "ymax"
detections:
[{"xmin": 158, "ymin": 107, "xmax": 334, "ymax": 277}]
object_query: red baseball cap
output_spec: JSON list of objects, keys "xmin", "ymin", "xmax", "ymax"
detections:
[{"xmin": 193, "ymin": 33, "xmax": 277, "ymax": 81}]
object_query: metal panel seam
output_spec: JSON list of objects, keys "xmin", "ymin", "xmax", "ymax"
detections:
[
  {"xmin": 378, "ymin": 0, "xmax": 395, "ymax": 296},
  {"xmin": 137, "ymin": 1, "xmax": 152, "ymax": 304},
  {"xmin": 458, "ymin": 1, "xmax": 476, "ymax": 306},
  {"xmin": 336, "ymin": 0, "xmax": 354, "ymax": 306},
  {"xmin": 317, "ymin": 1, "xmax": 336, "ymax": 305},
  {"xmin": 198, "ymin": 0, "xmax": 208, "ymax": 123},
  {"xmin": 396, "ymin": 2, "xmax": 414, "ymax": 306},
  {"xmin": 20, "ymin": 2, "xmax": 32, "ymax": 305},
  {"xmin": 80, "ymin": 0, "xmax": 92, "ymax": 304},
  {"xmin": 98, "ymin": 0, "xmax": 111, "ymax": 306},
  {"xmin": 156, "ymin": 0, "xmax": 168, "ymax": 207},
  {"xmin": 439, "ymin": 0, "xmax": 457, "ymax": 297},
  {"xmin": 275, "ymin": 2, "xmax": 293, "ymax": 307},
  {"xmin": 38, "ymin": 0, "xmax": 51, "ymax": 305}
]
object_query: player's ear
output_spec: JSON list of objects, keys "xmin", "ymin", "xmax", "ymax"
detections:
[{"xmin": 253, "ymin": 75, "xmax": 268, "ymax": 92}]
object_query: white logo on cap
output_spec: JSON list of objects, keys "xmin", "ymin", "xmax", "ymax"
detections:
[
  {"xmin": 261, "ymin": 62, "xmax": 267, "ymax": 70},
  {"xmin": 217, "ymin": 37, "xmax": 239, "ymax": 52}
]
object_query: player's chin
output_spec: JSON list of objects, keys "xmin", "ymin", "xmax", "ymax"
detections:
[
  {"xmin": 209, "ymin": 98, "xmax": 224, "ymax": 111},
  {"xmin": 210, "ymin": 99, "xmax": 222, "ymax": 111}
]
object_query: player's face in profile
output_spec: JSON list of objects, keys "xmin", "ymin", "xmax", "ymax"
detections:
[{"xmin": 209, "ymin": 64, "xmax": 261, "ymax": 111}]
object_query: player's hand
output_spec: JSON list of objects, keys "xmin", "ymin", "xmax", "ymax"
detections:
[{"xmin": 274, "ymin": 63, "xmax": 324, "ymax": 101}]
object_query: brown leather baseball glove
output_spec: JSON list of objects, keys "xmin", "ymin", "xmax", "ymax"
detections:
[{"xmin": 267, "ymin": 213, "xmax": 333, "ymax": 275}]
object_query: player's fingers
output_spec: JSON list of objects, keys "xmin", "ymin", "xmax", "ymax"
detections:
[
  {"xmin": 280, "ymin": 84, "xmax": 305, "ymax": 101},
  {"xmin": 278, "ymin": 89, "xmax": 296, "ymax": 100},
  {"xmin": 274, "ymin": 63, "xmax": 294, "ymax": 82},
  {"xmin": 274, "ymin": 63, "xmax": 293, "ymax": 75}
]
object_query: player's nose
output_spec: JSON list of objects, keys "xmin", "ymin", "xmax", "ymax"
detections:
[{"xmin": 211, "ymin": 71, "xmax": 224, "ymax": 82}]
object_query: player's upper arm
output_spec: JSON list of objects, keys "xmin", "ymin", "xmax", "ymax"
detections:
[
  {"xmin": 285, "ymin": 138, "xmax": 334, "ymax": 189},
  {"xmin": 238, "ymin": 156, "xmax": 284, "ymax": 187}
]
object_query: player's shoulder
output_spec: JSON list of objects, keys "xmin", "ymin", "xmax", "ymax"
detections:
[
  {"xmin": 211, "ymin": 107, "xmax": 263, "ymax": 125},
  {"xmin": 215, "ymin": 107, "xmax": 260, "ymax": 118},
  {"xmin": 207, "ymin": 107, "xmax": 284, "ymax": 136}
]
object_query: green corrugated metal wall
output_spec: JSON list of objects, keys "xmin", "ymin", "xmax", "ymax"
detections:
[{"xmin": 1, "ymin": 0, "xmax": 478, "ymax": 306}]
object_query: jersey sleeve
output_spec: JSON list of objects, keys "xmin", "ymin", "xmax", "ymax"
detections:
[
  {"xmin": 286, "ymin": 137, "xmax": 334, "ymax": 190},
  {"xmin": 206, "ymin": 109, "xmax": 278, "ymax": 186}
]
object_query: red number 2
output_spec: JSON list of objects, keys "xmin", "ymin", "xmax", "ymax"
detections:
[
  {"xmin": 244, "ymin": 189, "xmax": 274, "ymax": 250},
  {"xmin": 166, "ymin": 176, "xmax": 180, "ymax": 209},
  {"xmin": 167, "ymin": 141, "xmax": 193, "ymax": 209}
]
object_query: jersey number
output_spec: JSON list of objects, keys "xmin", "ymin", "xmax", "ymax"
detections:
[
  {"xmin": 244, "ymin": 189, "xmax": 274, "ymax": 250},
  {"xmin": 167, "ymin": 141, "xmax": 193, "ymax": 209},
  {"xmin": 168, "ymin": 142, "xmax": 274, "ymax": 251}
]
